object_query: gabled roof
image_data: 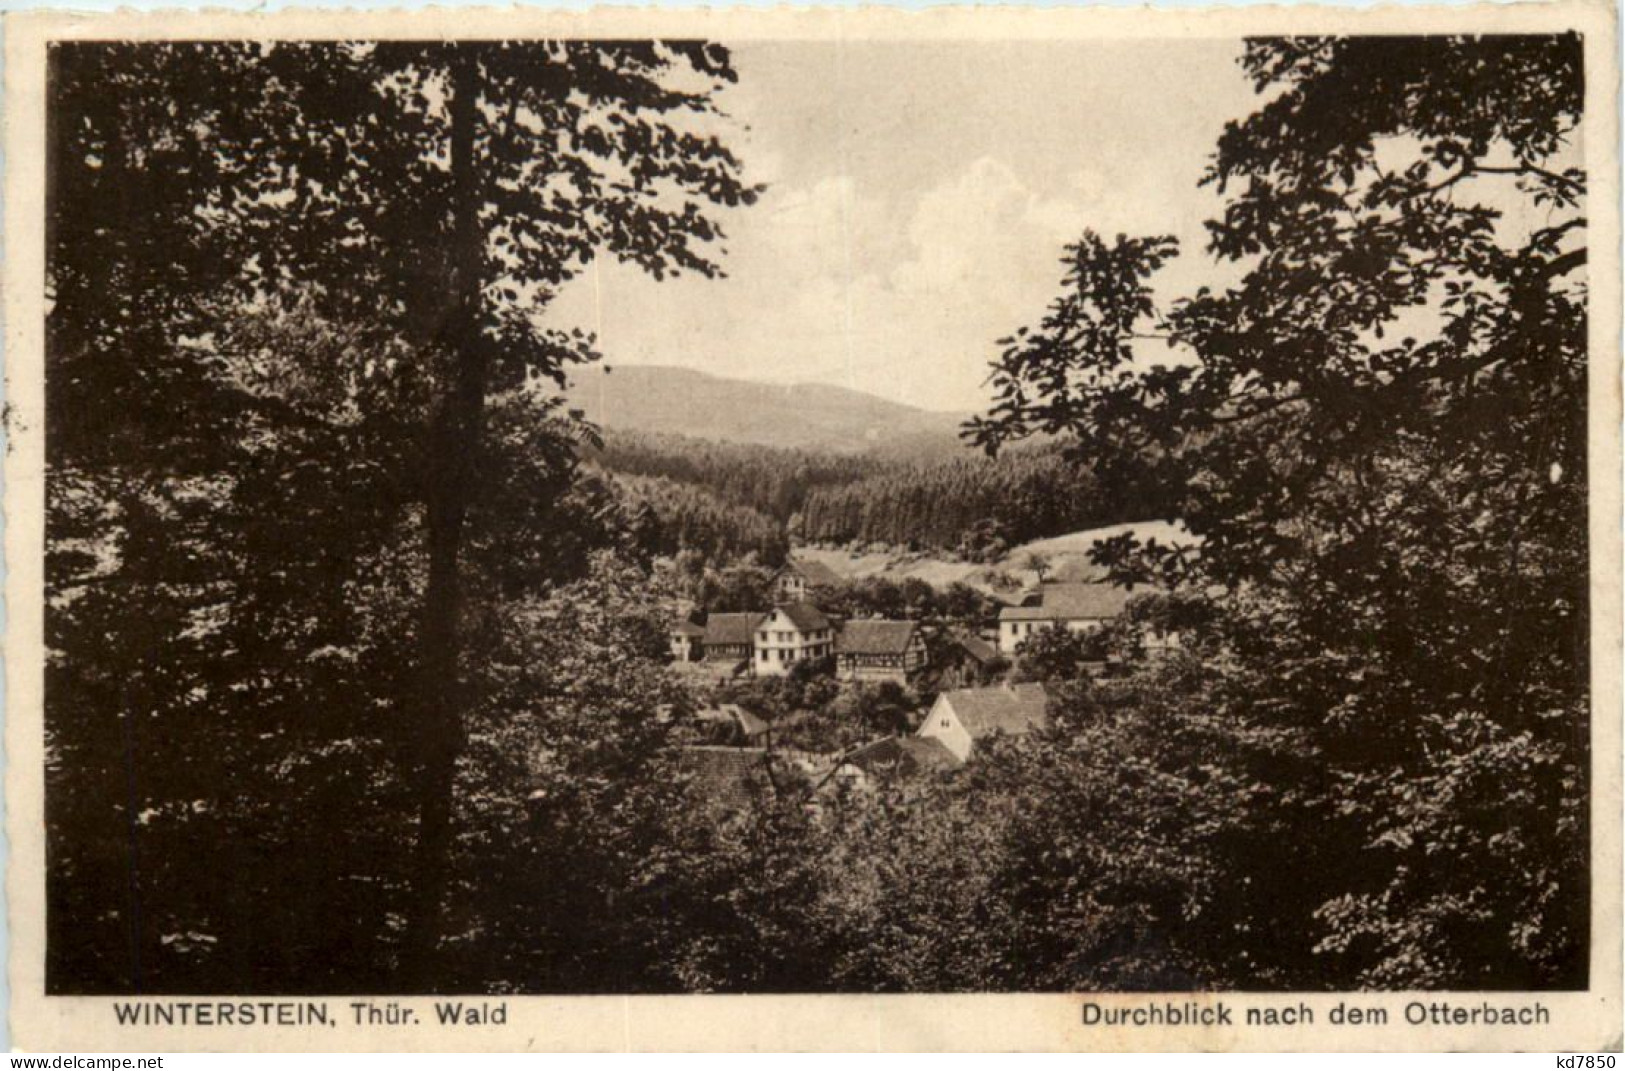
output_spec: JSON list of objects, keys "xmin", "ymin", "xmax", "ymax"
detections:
[
  {"xmin": 675, "ymin": 746, "xmax": 773, "ymax": 808},
  {"xmin": 836, "ymin": 619, "xmax": 918, "ymax": 655},
  {"xmin": 672, "ymin": 658, "xmax": 748, "ymax": 682},
  {"xmin": 772, "ymin": 601, "xmax": 831, "ymax": 633},
  {"xmin": 999, "ymin": 582, "xmax": 1134, "ymax": 622},
  {"xmin": 953, "ymin": 632, "xmax": 999, "ymax": 663},
  {"xmin": 780, "ymin": 558, "xmax": 842, "ymax": 587},
  {"xmin": 695, "ymin": 704, "xmax": 775, "ymax": 739},
  {"xmin": 845, "ymin": 735, "xmax": 961, "ymax": 775},
  {"xmin": 704, "ymin": 612, "xmax": 764, "ymax": 647},
  {"xmin": 672, "ymin": 620, "xmax": 706, "ymax": 637},
  {"xmin": 733, "ymin": 706, "xmax": 772, "ymax": 738},
  {"xmin": 941, "ymin": 683, "xmax": 1050, "ymax": 739}
]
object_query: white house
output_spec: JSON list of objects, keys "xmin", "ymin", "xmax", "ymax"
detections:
[
  {"xmin": 997, "ymin": 582, "xmax": 1134, "ymax": 655},
  {"xmin": 753, "ymin": 602, "xmax": 834, "ymax": 677},
  {"xmin": 669, "ymin": 619, "xmax": 705, "ymax": 663},
  {"xmin": 916, "ymin": 683, "xmax": 1049, "ymax": 763},
  {"xmin": 771, "ymin": 558, "xmax": 842, "ymax": 602}
]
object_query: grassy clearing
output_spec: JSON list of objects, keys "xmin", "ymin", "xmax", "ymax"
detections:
[{"xmin": 793, "ymin": 520, "xmax": 1196, "ymax": 594}]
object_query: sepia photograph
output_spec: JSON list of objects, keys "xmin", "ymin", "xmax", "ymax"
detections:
[{"xmin": 4, "ymin": 1, "xmax": 1620, "ymax": 1053}]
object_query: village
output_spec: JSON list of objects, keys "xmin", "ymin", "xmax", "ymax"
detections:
[
  {"xmin": 665, "ymin": 556, "xmax": 1181, "ymax": 804},
  {"xmin": 29, "ymin": 25, "xmax": 1591, "ymax": 1012}
]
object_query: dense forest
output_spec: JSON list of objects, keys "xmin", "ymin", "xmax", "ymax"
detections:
[
  {"xmin": 794, "ymin": 444, "xmax": 1154, "ymax": 556},
  {"xmin": 606, "ymin": 471, "xmax": 789, "ymax": 565},
  {"xmin": 43, "ymin": 33, "xmax": 1589, "ymax": 999},
  {"xmin": 588, "ymin": 429, "xmax": 881, "ymax": 520},
  {"xmin": 591, "ymin": 428, "xmax": 1157, "ymax": 560}
]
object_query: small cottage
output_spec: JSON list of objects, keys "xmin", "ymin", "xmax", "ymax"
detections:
[
  {"xmin": 835, "ymin": 619, "xmax": 928, "ymax": 683},
  {"xmin": 771, "ymin": 558, "xmax": 842, "ymax": 602},
  {"xmin": 669, "ymin": 619, "xmax": 706, "ymax": 663},
  {"xmin": 916, "ymin": 682, "xmax": 1050, "ymax": 763},
  {"xmin": 938, "ymin": 631, "xmax": 1003, "ymax": 688}
]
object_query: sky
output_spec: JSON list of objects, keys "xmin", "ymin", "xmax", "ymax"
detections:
[{"xmin": 544, "ymin": 39, "xmax": 1263, "ymax": 413}]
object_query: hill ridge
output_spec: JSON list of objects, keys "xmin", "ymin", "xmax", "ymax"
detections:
[{"xmin": 563, "ymin": 364, "xmax": 969, "ymax": 455}]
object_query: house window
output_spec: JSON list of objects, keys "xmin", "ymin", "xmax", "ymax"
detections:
[
  {"xmin": 759, "ymin": 650, "xmax": 768, "ymax": 661},
  {"xmin": 941, "ymin": 719, "xmax": 950, "ymax": 728}
]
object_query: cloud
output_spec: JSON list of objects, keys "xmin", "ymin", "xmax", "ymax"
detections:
[
  {"xmin": 832, "ymin": 157, "xmax": 1097, "ymax": 407},
  {"xmin": 530, "ymin": 38, "xmax": 1263, "ymax": 411},
  {"xmin": 889, "ymin": 157, "xmax": 1090, "ymax": 330},
  {"xmin": 541, "ymin": 156, "xmax": 1105, "ymax": 412}
]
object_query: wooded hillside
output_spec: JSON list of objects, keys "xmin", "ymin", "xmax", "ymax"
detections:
[{"xmin": 590, "ymin": 429, "xmax": 1161, "ymax": 559}]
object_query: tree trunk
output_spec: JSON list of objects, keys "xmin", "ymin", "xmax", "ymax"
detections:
[{"xmin": 401, "ymin": 46, "xmax": 487, "ymax": 991}]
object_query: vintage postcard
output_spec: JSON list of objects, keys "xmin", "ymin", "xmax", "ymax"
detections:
[{"xmin": 4, "ymin": 0, "xmax": 1620, "ymax": 1052}]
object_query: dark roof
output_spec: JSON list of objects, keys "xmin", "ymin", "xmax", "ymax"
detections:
[
  {"xmin": 773, "ymin": 601, "xmax": 831, "ymax": 633},
  {"xmin": 672, "ymin": 620, "xmax": 706, "ymax": 637},
  {"xmin": 675, "ymin": 746, "xmax": 773, "ymax": 808},
  {"xmin": 941, "ymin": 683, "xmax": 1049, "ymax": 738},
  {"xmin": 704, "ymin": 612, "xmax": 764, "ymax": 647},
  {"xmin": 845, "ymin": 735, "xmax": 961, "ymax": 775},
  {"xmin": 695, "ymin": 704, "xmax": 775, "ymax": 739},
  {"xmin": 899, "ymin": 736, "xmax": 960, "ymax": 770},
  {"xmin": 782, "ymin": 558, "xmax": 842, "ymax": 587},
  {"xmin": 999, "ymin": 583, "xmax": 1134, "ymax": 622},
  {"xmin": 953, "ymin": 632, "xmax": 999, "ymax": 663},
  {"xmin": 836, "ymin": 619, "xmax": 918, "ymax": 655},
  {"xmin": 734, "ymin": 707, "xmax": 771, "ymax": 738}
]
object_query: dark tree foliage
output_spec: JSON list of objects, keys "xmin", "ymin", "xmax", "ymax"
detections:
[
  {"xmin": 47, "ymin": 39, "xmax": 754, "ymax": 991},
  {"xmin": 46, "ymin": 309, "xmax": 433, "ymax": 992},
  {"xmin": 445, "ymin": 553, "xmax": 699, "ymax": 992},
  {"xmin": 589, "ymin": 428, "xmax": 1161, "ymax": 559},
  {"xmin": 660, "ymin": 659, "xmax": 1295, "ymax": 993},
  {"xmin": 588, "ymin": 429, "xmax": 883, "ymax": 522},
  {"xmin": 669, "ymin": 557, "xmax": 779, "ymax": 614},
  {"xmin": 605, "ymin": 471, "xmax": 790, "ymax": 564},
  {"xmin": 651, "ymin": 791, "xmax": 836, "ymax": 992},
  {"xmin": 796, "ymin": 440, "xmax": 1157, "ymax": 553},
  {"xmin": 807, "ymin": 577, "xmax": 998, "ymax": 627},
  {"xmin": 1011, "ymin": 626, "xmax": 1109, "ymax": 683},
  {"xmin": 968, "ymin": 35, "xmax": 1588, "ymax": 988},
  {"xmin": 45, "ymin": 34, "xmax": 1590, "ymax": 998}
]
